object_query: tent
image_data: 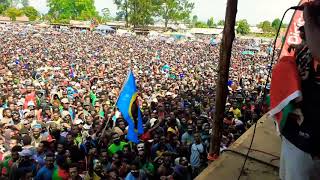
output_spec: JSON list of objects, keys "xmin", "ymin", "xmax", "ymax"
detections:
[
  {"xmin": 242, "ymin": 51, "xmax": 255, "ymax": 56},
  {"xmin": 95, "ymin": 25, "xmax": 115, "ymax": 34},
  {"xmin": 244, "ymin": 46, "xmax": 260, "ymax": 51}
]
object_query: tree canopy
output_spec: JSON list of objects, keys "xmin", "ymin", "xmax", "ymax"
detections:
[
  {"xmin": 5, "ymin": 7, "xmax": 23, "ymax": 21},
  {"xmin": 195, "ymin": 21, "xmax": 208, "ymax": 28},
  {"xmin": 217, "ymin": 20, "xmax": 224, "ymax": 26},
  {"xmin": 102, "ymin": 8, "xmax": 112, "ymax": 22},
  {"xmin": 157, "ymin": 0, "xmax": 194, "ymax": 28},
  {"xmin": 47, "ymin": 0, "xmax": 98, "ymax": 22},
  {"xmin": 258, "ymin": 20, "xmax": 273, "ymax": 33},
  {"xmin": 21, "ymin": 6, "xmax": 38, "ymax": 21},
  {"xmin": 114, "ymin": 0, "xmax": 194, "ymax": 28},
  {"xmin": 207, "ymin": 17, "xmax": 216, "ymax": 28},
  {"xmin": 271, "ymin": 18, "xmax": 285, "ymax": 31},
  {"xmin": 236, "ymin": 19, "xmax": 250, "ymax": 35}
]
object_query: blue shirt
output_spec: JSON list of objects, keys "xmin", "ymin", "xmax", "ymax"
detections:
[
  {"xmin": 35, "ymin": 166, "xmax": 54, "ymax": 180},
  {"xmin": 190, "ymin": 143, "xmax": 204, "ymax": 168}
]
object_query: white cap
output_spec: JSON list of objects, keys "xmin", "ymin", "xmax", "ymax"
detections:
[
  {"xmin": 27, "ymin": 101, "xmax": 35, "ymax": 107},
  {"xmin": 74, "ymin": 119, "xmax": 83, "ymax": 125},
  {"xmin": 150, "ymin": 118, "xmax": 157, "ymax": 128},
  {"xmin": 61, "ymin": 98, "xmax": 69, "ymax": 104}
]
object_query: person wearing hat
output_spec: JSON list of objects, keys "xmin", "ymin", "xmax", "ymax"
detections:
[
  {"xmin": 9, "ymin": 149, "xmax": 36, "ymax": 180},
  {"xmin": 31, "ymin": 124, "xmax": 46, "ymax": 148},
  {"xmin": 61, "ymin": 98, "xmax": 75, "ymax": 122}
]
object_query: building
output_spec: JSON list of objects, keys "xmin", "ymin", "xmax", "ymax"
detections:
[
  {"xmin": 16, "ymin": 15, "xmax": 29, "ymax": 23},
  {"xmin": 0, "ymin": 16, "xmax": 11, "ymax": 24},
  {"xmin": 190, "ymin": 28, "xmax": 223, "ymax": 37}
]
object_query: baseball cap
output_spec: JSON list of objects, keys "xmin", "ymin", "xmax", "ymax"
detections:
[
  {"xmin": 150, "ymin": 118, "xmax": 158, "ymax": 128},
  {"xmin": 27, "ymin": 101, "xmax": 35, "ymax": 107},
  {"xmin": 74, "ymin": 119, "xmax": 84, "ymax": 125},
  {"xmin": 61, "ymin": 98, "xmax": 69, "ymax": 104}
]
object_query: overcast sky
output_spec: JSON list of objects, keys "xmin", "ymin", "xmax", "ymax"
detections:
[{"xmin": 29, "ymin": 0, "xmax": 300, "ymax": 25}]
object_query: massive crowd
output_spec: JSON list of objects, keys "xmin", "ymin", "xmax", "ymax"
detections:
[{"xmin": 0, "ymin": 24, "xmax": 272, "ymax": 180}]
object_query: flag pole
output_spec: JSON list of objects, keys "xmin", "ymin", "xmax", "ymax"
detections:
[
  {"xmin": 98, "ymin": 69, "xmax": 132, "ymax": 142},
  {"xmin": 209, "ymin": 0, "xmax": 238, "ymax": 160}
]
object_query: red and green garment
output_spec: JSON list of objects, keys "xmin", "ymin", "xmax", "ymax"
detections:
[
  {"xmin": 269, "ymin": 56, "xmax": 302, "ymax": 133},
  {"xmin": 52, "ymin": 166, "xmax": 69, "ymax": 180}
]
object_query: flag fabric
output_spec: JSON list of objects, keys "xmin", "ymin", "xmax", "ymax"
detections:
[
  {"xmin": 278, "ymin": 0, "xmax": 307, "ymax": 58},
  {"xmin": 269, "ymin": 56, "xmax": 301, "ymax": 132},
  {"xmin": 268, "ymin": 0, "xmax": 306, "ymax": 132},
  {"xmin": 52, "ymin": 166, "xmax": 69, "ymax": 180},
  {"xmin": 69, "ymin": 65, "xmax": 75, "ymax": 78},
  {"xmin": 116, "ymin": 70, "xmax": 143, "ymax": 143},
  {"xmin": 23, "ymin": 92, "xmax": 36, "ymax": 110}
]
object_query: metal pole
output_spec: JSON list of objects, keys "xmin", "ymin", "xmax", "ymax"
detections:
[{"xmin": 209, "ymin": 0, "xmax": 238, "ymax": 158}]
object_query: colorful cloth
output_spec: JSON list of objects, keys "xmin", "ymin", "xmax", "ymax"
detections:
[
  {"xmin": 269, "ymin": 56, "xmax": 302, "ymax": 131},
  {"xmin": 52, "ymin": 166, "xmax": 69, "ymax": 180}
]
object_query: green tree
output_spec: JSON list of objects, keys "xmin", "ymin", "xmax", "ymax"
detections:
[
  {"xmin": 191, "ymin": 15, "xmax": 198, "ymax": 27},
  {"xmin": 0, "ymin": 0, "xmax": 11, "ymax": 7},
  {"xmin": 271, "ymin": 18, "xmax": 285, "ymax": 31},
  {"xmin": 47, "ymin": 0, "xmax": 98, "ymax": 22},
  {"xmin": 21, "ymin": 6, "xmax": 38, "ymax": 21},
  {"xmin": 21, "ymin": 0, "xmax": 29, "ymax": 7},
  {"xmin": 195, "ymin": 21, "xmax": 208, "ymax": 28},
  {"xmin": 258, "ymin": 20, "xmax": 272, "ymax": 33},
  {"xmin": 207, "ymin": 17, "xmax": 216, "ymax": 28},
  {"xmin": 48, "ymin": 0, "xmax": 75, "ymax": 21},
  {"xmin": 114, "ymin": 0, "xmax": 129, "ymax": 26},
  {"xmin": 236, "ymin": 19, "xmax": 250, "ymax": 35},
  {"xmin": 217, "ymin": 20, "xmax": 224, "ymax": 26},
  {"xmin": 157, "ymin": 0, "xmax": 194, "ymax": 29},
  {"xmin": 0, "ymin": 5, "xmax": 7, "ymax": 14},
  {"xmin": 74, "ymin": 0, "xmax": 98, "ymax": 20},
  {"xmin": 127, "ymin": 0, "xmax": 157, "ymax": 28},
  {"xmin": 5, "ymin": 7, "xmax": 23, "ymax": 21},
  {"xmin": 102, "ymin": 8, "xmax": 112, "ymax": 22}
]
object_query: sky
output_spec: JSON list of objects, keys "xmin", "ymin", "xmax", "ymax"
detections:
[{"xmin": 29, "ymin": 0, "xmax": 300, "ymax": 25}]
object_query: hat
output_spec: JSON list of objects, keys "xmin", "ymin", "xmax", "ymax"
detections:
[
  {"xmin": 83, "ymin": 124, "xmax": 91, "ymax": 130},
  {"xmin": 83, "ymin": 102, "xmax": 90, "ymax": 106},
  {"xmin": 74, "ymin": 119, "xmax": 84, "ymax": 125},
  {"xmin": 150, "ymin": 118, "xmax": 158, "ymax": 128},
  {"xmin": 61, "ymin": 98, "xmax": 69, "ymax": 104},
  {"xmin": 41, "ymin": 134, "xmax": 55, "ymax": 143},
  {"xmin": 18, "ymin": 149, "xmax": 32, "ymax": 157},
  {"xmin": 17, "ymin": 101, "xmax": 23, "ymax": 106},
  {"xmin": 27, "ymin": 101, "xmax": 35, "ymax": 107},
  {"xmin": 32, "ymin": 124, "xmax": 42, "ymax": 129},
  {"xmin": 165, "ymin": 92, "xmax": 173, "ymax": 96},
  {"xmin": 61, "ymin": 111, "xmax": 70, "ymax": 118}
]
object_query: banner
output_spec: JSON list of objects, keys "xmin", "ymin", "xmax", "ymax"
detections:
[{"xmin": 279, "ymin": 0, "xmax": 307, "ymax": 58}]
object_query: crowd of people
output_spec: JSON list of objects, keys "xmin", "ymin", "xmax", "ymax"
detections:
[{"xmin": 0, "ymin": 23, "xmax": 272, "ymax": 180}]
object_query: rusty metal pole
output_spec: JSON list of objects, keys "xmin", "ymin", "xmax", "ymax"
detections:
[{"xmin": 209, "ymin": 0, "xmax": 238, "ymax": 158}]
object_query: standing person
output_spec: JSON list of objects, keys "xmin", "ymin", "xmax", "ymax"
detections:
[
  {"xmin": 1, "ymin": 145, "xmax": 22, "ymax": 178},
  {"xmin": 1, "ymin": 108, "xmax": 12, "ymax": 125},
  {"xmin": 31, "ymin": 124, "xmax": 45, "ymax": 148},
  {"xmin": 9, "ymin": 149, "xmax": 36, "ymax": 180},
  {"xmin": 278, "ymin": 1, "xmax": 320, "ymax": 180},
  {"xmin": 69, "ymin": 163, "xmax": 83, "ymax": 180},
  {"xmin": 190, "ymin": 133, "xmax": 206, "ymax": 178},
  {"xmin": 108, "ymin": 133, "xmax": 128, "ymax": 156},
  {"xmin": 34, "ymin": 153, "xmax": 55, "ymax": 180},
  {"xmin": 125, "ymin": 161, "xmax": 148, "ymax": 180}
]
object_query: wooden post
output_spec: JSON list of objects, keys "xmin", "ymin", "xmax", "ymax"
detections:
[{"xmin": 209, "ymin": 0, "xmax": 238, "ymax": 158}]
